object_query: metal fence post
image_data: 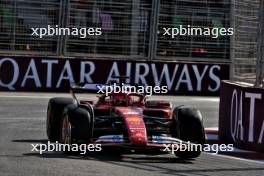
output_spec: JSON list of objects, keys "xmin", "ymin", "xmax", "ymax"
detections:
[
  {"xmin": 260, "ymin": 0, "xmax": 264, "ymax": 87},
  {"xmin": 62, "ymin": 0, "xmax": 71, "ymax": 56},
  {"xmin": 229, "ymin": 0, "xmax": 235, "ymax": 81},
  {"xmin": 11, "ymin": 0, "xmax": 17, "ymax": 51},
  {"xmin": 130, "ymin": 0, "xmax": 140, "ymax": 56},
  {"xmin": 255, "ymin": 0, "xmax": 264, "ymax": 87},
  {"xmin": 148, "ymin": 0, "xmax": 160, "ymax": 61},
  {"xmin": 56, "ymin": 0, "xmax": 64, "ymax": 55}
]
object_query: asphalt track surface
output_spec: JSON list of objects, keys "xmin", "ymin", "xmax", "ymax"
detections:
[{"xmin": 0, "ymin": 92, "xmax": 263, "ymax": 176}]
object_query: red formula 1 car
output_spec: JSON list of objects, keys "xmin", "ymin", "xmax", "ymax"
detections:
[{"xmin": 46, "ymin": 81, "xmax": 206, "ymax": 159}]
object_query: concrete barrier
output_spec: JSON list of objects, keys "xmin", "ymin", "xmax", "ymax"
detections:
[{"xmin": 219, "ymin": 81, "xmax": 264, "ymax": 152}]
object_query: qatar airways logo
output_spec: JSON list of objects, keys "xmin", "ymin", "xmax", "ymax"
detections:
[
  {"xmin": 0, "ymin": 57, "xmax": 223, "ymax": 93},
  {"xmin": 106, "ymin": 62, "xmax": 221, "ymax": 92},
  {"xmin": 230, "ymin": 89, "xmax": 264, "ymax": 144}
]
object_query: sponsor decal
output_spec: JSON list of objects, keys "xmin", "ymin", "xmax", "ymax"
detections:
[
  {"xmin": 112, "ymin": 135, "xmax": 122, "ymax": 142},
  {"xmin": 0, "ymin": 56, "xmax": 229, "ymax": 95},
  {"xmin": 152, "ymin": 135, "xmax": 162, "ymax": 143},
  {"xmin": 127, "ymin": 117, "xmax": 142, "ymax": 123},
  {"xmin": 219, "ymin": 81, "xmax": 264, "ymax": 152}
]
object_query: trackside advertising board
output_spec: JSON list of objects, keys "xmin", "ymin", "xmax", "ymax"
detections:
[
  {"xmin": 0, "ymin": 56, "xmax": 229, "ymax": 95},
  {"xmin": 219, "ymin": 81, "xmax": 264, "ymax": 152}
]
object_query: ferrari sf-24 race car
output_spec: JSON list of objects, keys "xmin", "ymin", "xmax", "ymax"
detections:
[{"xmin": 46, "ymin": 80, "xmax": 206, "ymax": 159}]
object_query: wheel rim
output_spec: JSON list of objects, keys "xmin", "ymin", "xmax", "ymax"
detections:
[{"xmin": 61, "ymin": 114, "xmax": 71, "ymax": 144}]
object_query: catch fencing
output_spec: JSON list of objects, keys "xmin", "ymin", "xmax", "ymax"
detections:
[
  {"xmin": 0, "ymin": 0, "xmax": 231, "ymax": 61},
  {"xmin": 231, "ymin": 0, "xmax": 264, "ymax": 87}
]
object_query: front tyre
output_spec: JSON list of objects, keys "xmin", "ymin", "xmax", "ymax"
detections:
[
  {"xmin": 60, "ymin": 104, "xmax": 92, "ymax": 144},
  {"xmin": 46, "ymin": 98, "xmax": 74, "ymax": 142},
  {"xmin": 172, "ymin": 106, "xmax": 206, "ymax": 159}
]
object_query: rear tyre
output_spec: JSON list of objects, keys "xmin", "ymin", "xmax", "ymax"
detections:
[
  {"xmin": 46, "ymin": 98, "xmax": 74, "ymax": 142},
  {"xmin": 172, "ymin": 106, "xmax": 206, "ymax": 159}
]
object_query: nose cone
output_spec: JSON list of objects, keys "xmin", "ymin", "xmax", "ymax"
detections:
[
  {"xmin": 115, "ymin": 107, "xmax": 147, "ymax": 145},
  {"xmin": 129, "ymin": 131, "xmax": 147, "ymax": 145}
]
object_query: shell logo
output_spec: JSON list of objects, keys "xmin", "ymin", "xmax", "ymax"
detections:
[{"xmin": 127, "ymin": 117, "xmax": 141, "ymax": 122}]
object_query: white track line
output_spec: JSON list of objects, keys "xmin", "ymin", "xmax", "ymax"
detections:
[
  {"xmin": 205, "ymin": 127, "xmax": 219, "ymax": 131},
  {"xmin": 204, "ymin": 128, "xmax": 264, "ymax": 164},
  {"xmin": 206, "ymin": 152, "xmax": 264, "ymax": 165},
  {"xmin": 0, "ymin": 95, "xmax": 54, "ymax": 99}
]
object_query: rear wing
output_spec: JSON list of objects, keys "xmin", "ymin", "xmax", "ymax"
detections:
[
  {"xmin": 69, "ymin": 82, "xmax": 101, "ymax": 106},
  {"xmin": 70, "ymin": 82, "xmax": 101, "ymax": 92},
  {"xmin": 70, "ymin": 76, "xmax": 130, "ymax": 92}
]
